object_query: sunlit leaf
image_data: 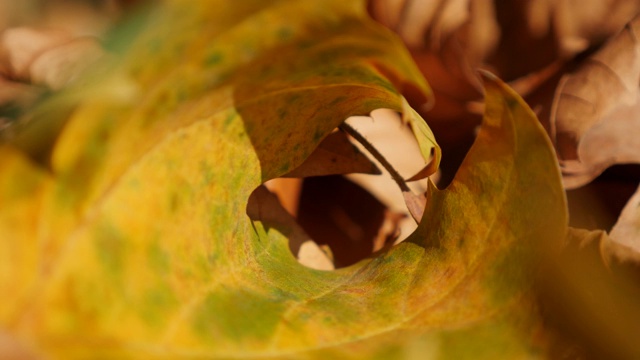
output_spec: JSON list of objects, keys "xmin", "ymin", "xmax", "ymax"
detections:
[{"xmin": 0, "ymin": 1, "xmax": 566, "ymax": 358}]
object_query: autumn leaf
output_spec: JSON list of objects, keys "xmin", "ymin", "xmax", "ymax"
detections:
[
  {"xmin": 610, "ymin": 184, "xmax": 640, "ymax": 253},
  {"xmin": 0, "ymin": 1, "xmax": 567, "ymax": 358},
  {"xmin": 551, "ymin": 14, "xmax": 640, "ymax": 189},
  {"xmin": 1, "ymin": 27, "xmax": 105, "ymax": 90},
  {"xmin": 370, "ymin": 0, "xmax": 640, "ymax": 189},
  {"xmin": 247, "ymin": 184, "xmax": 335, "ymax": 271},
  {"xmin": 281, "ymin": 130, "xmax": 381, "ymax": 179},
  {"xmin": 527, "ymin": 0, "xmax": 640, "ymax": 55}
]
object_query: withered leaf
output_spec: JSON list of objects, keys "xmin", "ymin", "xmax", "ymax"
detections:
[
  {"xmin": 283, "ymin": 130, "xmax": 380, "ymax": 178},
  {"xmin": 551, "ymin": 14, "xmax": 640, "ymax": 188},
  {"xmin": 610, "ymin": 183, "xmax": 640, "ymax": 255}
]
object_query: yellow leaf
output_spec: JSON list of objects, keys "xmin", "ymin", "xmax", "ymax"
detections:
[{"xmin": 0, "ymin": 2, "xmax": 566, "ymax": 359}]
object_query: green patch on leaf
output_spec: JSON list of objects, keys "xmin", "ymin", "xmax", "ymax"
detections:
[{"xmin": 0, "ymin": 1, "xmax": 566, "ymax": 359}]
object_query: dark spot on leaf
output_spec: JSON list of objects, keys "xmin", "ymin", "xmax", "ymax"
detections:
[
  {"xmin": 140, "ymin": 285, "xmax": 178, "ymax": 327},
  {"xmin": 200, "ymin": 161, "xmax": 214, "ymax": 185},
  {"xmin": 205, "ymin": 51, "xmax": 224, "ymax": 66},
  {"xmin": 147, "ymin": 240, "xmax": 170, "ymax": 274},
  {"xmin": 328, "ymin": 96, "xmax": 347, "ymax": 106},
  {"xmin": 277, "ymin": 161, "xmax": 291, "ymax": 176},
  {"xmin": 278, "ymin": 107, "xmax": 288, "ymax": 119},
  {"xmin": 169, "ymin": 191, "xmax": 181, "ymax": 213},
  {"xmin": 505, "ymin": 97, "xmax": 519, "ymax": 109},
  {"xmin": 223, "ymin": 111, "xmax": 236, "ymax": 129},
  {"xmin": 94, "ymin": 223, "xmax": 127, "ymax": 277},
  {"xmin": 192, "ymin": 289, "xmax": 287, "ymax": 341},
  {"xmin": 312, "ymin": 129, "xmax": 323, "ymax": 142},
  {"xmin": 277, "ymin": 27, "xmax": 293, "ymax": 40}
]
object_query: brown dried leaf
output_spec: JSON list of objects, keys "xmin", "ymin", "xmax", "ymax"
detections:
[
  {"xmin": 369, "ymin": 0, "xmax": 499, "ymax": 185},
  {"xmin": 370, "ymin": 0, "xmax": 640, "ymax": 120},
  {"xmin": 402, "ymin": 190, "xmax": 426, "ymax": 223},
  {"xmin": 283, "ymin": 130, "xmax": 380, "ymax": 178},
  {"xmin": 368, "ymin": 0, "xmax": 463, "ymax": 49},
  {"xmin": 39, "ymin": 0, "xmax": 122, "ymax": 36},
  {"xmin": 1, "ymin": 27, "xmax": 71, "ymax": 79},
  {"xmin": 551, "ymin": 0, "xmax": 640, "ymax": 55},
  {"xmin": 344, "ymin": 109, "xmax": 433, "ymax": 241},
  {"xmin": 29, "ymin": 37, "xmax": 104, "ymax": 89},
  {"xmin": 551, "ymin": 14, "xmax": 640, "ymax": 188},
  {"xmin": 1, "ymin": 27, "xmax": 105, "ymax": 89},
  {"xmin": 610, "ymin": 183, "xmax": 640, "ymax": 255},
  {"xmin": 369, "ymin": 0, "xmax": 498, "ymax": 111}
]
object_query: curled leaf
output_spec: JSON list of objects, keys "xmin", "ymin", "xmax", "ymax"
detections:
[
  {"xmin": 283, "ymin": 130, "xmax": 380, "ymax": 178},
  {"xmin": 610, "ymin": 183, "xmax": 640, "ymax": 255},
  {"xmin": 0, "ymin": 2, "xmax": 566, "ymax": 358},
  {"xmin": 550, "ymin": 14, "xmax": 640, "ymax": 188},
  {"xmin": 247, "ymin": 185, "xmax": 334, "ymax": 271},
  {"xmin": 1, "ymin": 27, "xmax": 106, "ymax": 89},
  {"xmin": 402, "ymin": 190, "xmax": 426, "ymax": 223},
  {"xmin": 402, "ymin": 97, "xmax": 441, "ymax": 181}
]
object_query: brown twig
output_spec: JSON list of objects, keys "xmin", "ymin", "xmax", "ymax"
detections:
[{"xmin": 339, "ymin": 122, "xmax": 425, "ymax": 223}]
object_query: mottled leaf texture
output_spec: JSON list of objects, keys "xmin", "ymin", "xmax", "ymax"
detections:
[
  {"xmin": 282, "ymin": 130, "xmax": 381, "ymax": 178},
  {"xmin": 0, "ymin": 1, "xmax": 565, "ymax": 359}
]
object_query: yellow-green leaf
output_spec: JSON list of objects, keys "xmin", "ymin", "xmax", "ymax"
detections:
[{"xmin": 0, "ymin": 1, "xmax": 566, "ymax": 359}]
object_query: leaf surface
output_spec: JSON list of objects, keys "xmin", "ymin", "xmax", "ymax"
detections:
[
  {"xmin": 551, "ymin": 14, "xmax": 640, "ymax": 188},
  {"xmin": 282, "ymin": 130, "xmax": 380, "ymax": 178},
  {"xmin": 610, "ymin": 183, "xmax": 640, "ymax": 254},
  {"xmin": 540, "ymin": 227, "xmax": 640, "ymax": 358},
  {"xmin": 0, "ymin": 1, "xmax": 565, "ymax": 358}
]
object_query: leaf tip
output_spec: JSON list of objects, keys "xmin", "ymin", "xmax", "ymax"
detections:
[
  {"xmin": 477, "ymin": 69, "xmax": 507, "ymax": 93},
  {"xmin": 477, "ymin": 69, "xmax": 499, "ymax": 82}
]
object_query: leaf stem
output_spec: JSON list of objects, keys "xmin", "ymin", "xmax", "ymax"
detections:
[
  {"xmin": 339, "ymin": 122, "xmax": 425, "ymax": 223},
  {"xmin": 338, "ymin": 122, "xmax": 411, "ymax": 193}
]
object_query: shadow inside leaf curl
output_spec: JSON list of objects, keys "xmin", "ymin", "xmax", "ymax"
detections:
[{"xmin": 247, "ymin": 175, "xmax": 403, "ymax": 270}]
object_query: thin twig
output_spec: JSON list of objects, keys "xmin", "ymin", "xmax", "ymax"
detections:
[
  {"xmin": 339, "ymin": 122, "xmax": 425, "ymax": 223},
  {"xmin": 338, "ymin": 122, "xmax": 411, "ymax": 193}
]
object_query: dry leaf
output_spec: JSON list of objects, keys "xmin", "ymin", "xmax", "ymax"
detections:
[
  {"xmin": 610, "ymin": 183, "xmax": 640, "ymax": 253},
  {"xmin": 0, "ymin": 1, "xmax": 568, "ymax": 358},
  {"xmin": 283, "ymin": 130, "xmax": 380, "ymax": 178},
  {"xmin": 1, "ymin": 27, "xmax": 105, "ymax": 89},
  {"xmin": 370, "ymin": 0, "xmax": 640, "ymax": 124},
  {"xmin": 39, "ymin": 0, "xmax": 122, "ymax": 36},
  {"xmin": 344, "ymin": 107, "xmax": 434, "ymax": 240},
  {"xmin": 402, "ymin": 190, "xmax": 426, "ymax": 223},
  {"xmin": 551, "ymin": 14, "xmax": 640, "ymax": 188},
  {"xmin": 1, "ymin": 28, "xmax": 71, "ymax": 79},
  {"xmin": 530, "ymin": 0, "xmax": 640, "ymax": 55},
  {"xmin": 0, "ymin": 0, "xmax": 131, "ymax": 129}
]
